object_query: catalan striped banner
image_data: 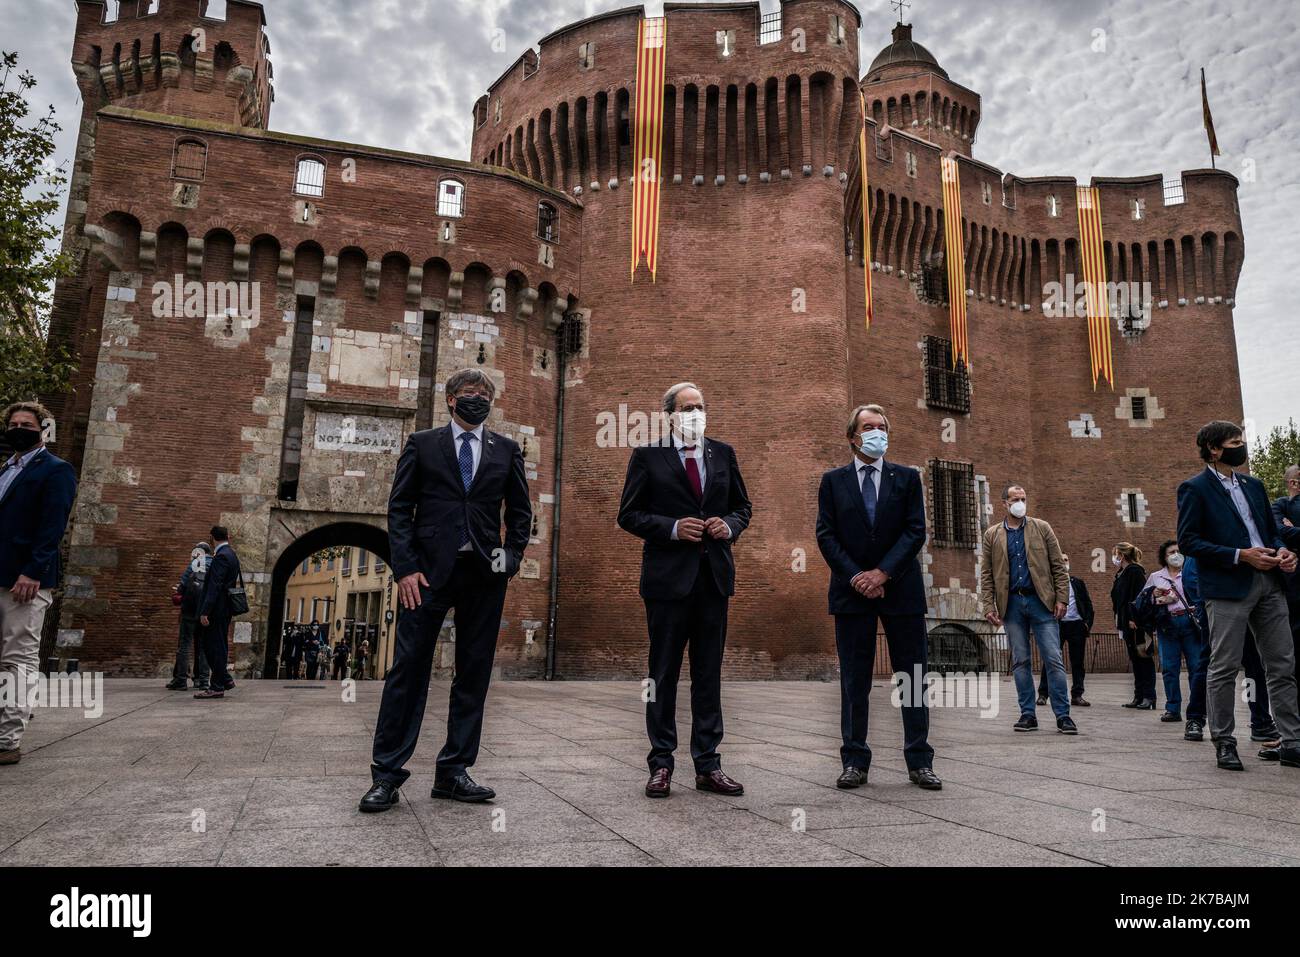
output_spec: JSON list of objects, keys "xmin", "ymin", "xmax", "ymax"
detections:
[
  {"xmin": 940, "ymin": 156, "xmax": 969, "ymax": 369},
  {"xmin": 857, "ymin": 91, "xmax": 874, "ymax": 329},
  {"xmin": 631, "ymin": 17, "xmax": 667, "ymax": 281},
  {"xmin": 1076, "ymin": 186, "xmax": 1115, "ymax": 389}
]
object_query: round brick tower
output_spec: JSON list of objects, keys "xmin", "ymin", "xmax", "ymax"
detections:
[{"xmin": 474, "ymin": 0, "xmax": 864, "ymax": 676}]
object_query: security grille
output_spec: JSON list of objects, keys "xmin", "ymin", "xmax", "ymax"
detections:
[
  {"xmin": 759, "ymin": 10, "xmax": 782, "ymax": 44},
  {"xmin": 924, "ymin": 336, "xmax": 971, "ymax": 413},
  {"xmin": 930, "ymin": 459, "xmax": 978, "ymax": 548},
  {"xmin": 295, "ymin": 158, "xmax": 325, "ymax": 197}
]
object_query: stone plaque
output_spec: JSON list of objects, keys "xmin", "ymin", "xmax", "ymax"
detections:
[{"xmin": 313, "ymin": 413, "xmax": 403, "ymax": 454}]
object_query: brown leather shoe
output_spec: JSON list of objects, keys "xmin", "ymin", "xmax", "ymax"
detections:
[
  {"xmin": 1072, "ymin": 695, "xmax": 1091, "ymax": 707},
  {"xmin": 695, "ymin": 769, "xmax": 744, "ymax": 796},
  {"xmin": 645, "ymin": 767, "xmax": 671, "ymax": 798},
  {"xmin": 0, "ymin": 748, "xmax": 19, "ymax": 766}
]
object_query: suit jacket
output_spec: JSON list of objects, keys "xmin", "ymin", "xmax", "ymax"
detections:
[
  {"xmin": 0, "ymin": 446, "xmax": 77, "ymax": 590},
  {"xmin": 979, "ymin": 516, "xmax": 1069, "ymax": 619},
  {"xmin": 1273, "ymin": 494, "xmax": 1300, "ymax": 601},
  {"xmin": 200, "ymin": 544, "xmax": 242, "ymax": 620},
  {"xmin": 815, "ymin": 459, "xmax": 927, "ymax": 616},
  {"xmin": 1177, "ymin": 468, "xmax": 1300, "ymax": 601},
  {"xmin": 1065, "ymin": 575, "xmax": 1095, "ymax": 631},
  {"xmin": 388, "ymin": 425, "xmax": 531, "ymax": 590},
  {"xmin": 617, "ymin": 436, "xmax": 752, "ymax": 601}
]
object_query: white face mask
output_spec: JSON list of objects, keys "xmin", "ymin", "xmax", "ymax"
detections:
[
  {"xmin": 672, "ymin": 409, "xmax": 706, "ymax": 445},
  {"xmin": 1112, "ymin": 555, "xmax": 1121, "ymax": 567},
  {"xmin": 1167, "ymin": 553, "xmax": 1184, "ymax": 569},
  {"xmin": 1008, "ymin": 500, "xmax": 1027, "ymax": 519}
]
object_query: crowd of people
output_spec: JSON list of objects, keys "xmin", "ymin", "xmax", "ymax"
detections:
[{"xmin": 1, "ymin": 387, "xmax": 1297, "ymax": 797}]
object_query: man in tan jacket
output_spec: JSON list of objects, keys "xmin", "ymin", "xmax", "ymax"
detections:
[{"xmin": 979, "ymin": 484, "xmax": 1077, "ymax": 734}]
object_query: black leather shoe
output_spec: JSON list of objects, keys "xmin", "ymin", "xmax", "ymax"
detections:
[
  {"xmin": 1251, "ymin": 724, "xmax": 1280, "ymax": 742},
  {"xmin": 1057, "ymin": 716, "xmax": 1078, "ymax": 735},
  {"xmin": 837, "ymin": 766, "xmax": 869, "ymax": 789},
  {"xmin": 1121, "ymin": 697, "xmax": 1141, "ymax": 708},
  {"xmin": 1072, "ymin": 695, "xmax": 1091, "ymax": 707},
  {"xmin": 1216, "ymin": 742, "xmax": 1244, "ymax": 771},
  {"xmin": 1013, "ymin": 714, "xmax": 1038, "ymax": 732},
  {"xmin": 1280, "ymin": 746, "xmax": 1300, "ymax": 768},
  {"xmin": 431, "ymin": 772, "xmax": 495, "ymax": 803},
  {"xmin": 1160, "ymin": 711, "xmax": 1182, "ymax": 722},
  {"xmin": 1135, "ymin": 699, "xmax": 1157, "ymax": 710},
  {"xmin": 165, "ymin": 680, "xmax": 187, "ymax": 690},
  {"xmin": 1184, "ymin": 719, "xmax": 1204, "ymax": 742},
  {"xmin": 909, "ymin": 768, "xmax": 942, "ymax": 790},
  {"xmin": 358, "ymin": 780, "xmax": 400, "ymax": 813},
  {"xmin": 1259, "ymin": 744, "xmax": 1282, "ymax": 762},
  {"xmin": 222, "ymin": 679, "xmax": 236, "ymax": 692},
  {"xmin": 1036, "ymin": 694, "xmax": 1048, "ymax": 707}
]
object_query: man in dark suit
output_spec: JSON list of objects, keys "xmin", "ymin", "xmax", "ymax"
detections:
[
  {"xmin": 194, "ymin": 525, "xmax": 242, "ymax": 699},
  {"xmin": 1037, "ymin": 553, "xmax": 1095, "ymax": 707},
  {"xmin": 815, "ymin": 403, "xmax": 941, "ymax": 790},
  {"xmin": 1272, "ymin": 464, "xmax": 1300, "ymax": 663},
  {"xmin": 618, "ymin": 382, "xmax": 752, "ymax": 799},
  {"xmin": 0, "ymin": 401, "xmax": 77, "ymax": 765},
  {"xmin": 1177, "ymin": 421, "xmax": 1300, "ymax": 770},
  {"xmin": 360, "ymin": 368, "xmax": 531, "ymax": 812}
]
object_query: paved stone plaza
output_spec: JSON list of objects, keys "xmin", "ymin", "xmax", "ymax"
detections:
[{"xmin": 2, "ymin": 675, "xmax": 1299, "ymax": 866}]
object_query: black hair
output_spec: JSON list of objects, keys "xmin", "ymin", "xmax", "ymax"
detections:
[
  {"xmin": 211, "ymin": 525, "xmax": 230, "ymax": 542},
  {"xmin": 1157, "ymin": 539, "xmax": 1179, "ymax": 568},
  {"xmin": 1196, "ymin": 420, "xmax": 1243, "ymax": 463}
]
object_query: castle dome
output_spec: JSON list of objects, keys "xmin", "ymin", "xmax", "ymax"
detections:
[{"xmin": 866, "ymin": 22, "xmax": 948, "ymax": 80}]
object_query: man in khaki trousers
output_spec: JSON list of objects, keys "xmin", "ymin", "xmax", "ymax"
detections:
[{"xmin": 0, "ymin": 402, "xmax": 78, "ymax": 765}]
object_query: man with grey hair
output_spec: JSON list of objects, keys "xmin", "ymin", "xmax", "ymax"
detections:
[
  {"xmin": 360, "ymin": 368, "xmax": 532, "ymax": 810},
  {"xmin": 618, "ymin": 382, "xmax": 752, "ymax": 799},
  {"xmin": 816, "ymin": 403, "xmax": 941, "ymax": 790}
]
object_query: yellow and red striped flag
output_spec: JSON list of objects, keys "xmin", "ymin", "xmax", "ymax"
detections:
[
  {"xmin": 857, "ymin": 91, "xmax": 874, "ymax": 329},
  {"xmin": 940, "ymin": 156, "xmax": 969, "ymax": 368},
  {"xmin": 631, "ymin": 17, "xmax": 667, "ymax": 281},
  {"xmin": 1076, "ymin": 186, "xmax": 1115, "ymax": 389}
]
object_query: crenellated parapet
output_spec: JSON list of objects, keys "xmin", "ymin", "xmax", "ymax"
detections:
[
  {"xmin": 844, "ymin": 117, "xmax": 1245, "ymax": 319},
  {"xmin": 470, "ymin": 0, "xmax": 863, "ymax": 194},
  {"xmin": 72, "ymin": 0, "xmax": 273, "ymax": 129}
]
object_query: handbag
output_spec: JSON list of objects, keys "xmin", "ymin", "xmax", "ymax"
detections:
[
  {"xmin": 227, "ymin": 569, "xmax": 250, "ymax": 617},
  {"xmin": 1166, "ymin": 577, "xmax": 1205, "ymax": 641},
  {"xmin": 171, "ymin": 592, "xmax": 183, "ymax": 607}
]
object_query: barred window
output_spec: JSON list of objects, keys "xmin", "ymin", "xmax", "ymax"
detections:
[
  {"xmin": 294, "ymin": 156, "xmax": 325, "ymax": 196},
  {"xmin": 923, "ymin": 335, "xmax": 971, "ymax": 413},
  {"xmin": 172, "ymin": 139, "xmax": 207, "ymax": 181},
  {"xmin": 759, "ymin": 10, "xmax": 782, "ymax": 45},
  {"xmin": 921, "ymin": 261, "xmax": 948, "ymax": 303},
  {"xmin": 437, "ymin": 179, "xmax": 465, "ymax": 218},
  {"xmin": 929, "ymin": 459, "xmax": 978, "ymax": 548},
  {"xmin": 537, "ymin": 202, "xmax": 558, "ymax": 242}
]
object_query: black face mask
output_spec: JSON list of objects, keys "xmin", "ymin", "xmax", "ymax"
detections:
[
  {"xmin": 1219, "ymin": 445, "xmax": 1248, "ymax": 468},
  {"xmin": 452, "ymin": 394, "xmax": 491, "ymax": 426},
  {"xmin": 4, "ymin": 427, "xmax": 41, "ymax": 453}
]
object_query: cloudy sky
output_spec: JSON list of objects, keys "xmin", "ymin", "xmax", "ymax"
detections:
[{"xmin": 8, "ymin": 0, "xmax": 1294, "ymax": 437}]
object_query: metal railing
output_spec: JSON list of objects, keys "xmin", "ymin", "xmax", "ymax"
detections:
[{"xmin": 871, "ymin": 624, "xmax": 1135, "ymax": 677}]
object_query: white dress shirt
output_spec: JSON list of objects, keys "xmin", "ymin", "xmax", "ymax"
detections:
[
  {"xmin": 856, "ymin": 456, "xmax": 884, "ymax": 496},
  {"xmin": 669, "ymin": 437, "xmax": 730, "ymax": 541},
  {"xmin": 452, "ymin": 421, "xmax": 486, "ymax": 551},
  {"xmin": 1062, "ymin": 580, "xmax": 1081, "ymax": 622},
  {"xmin": 1209, "ymin": 466, "xmax": 1265, "ymax": 563}
]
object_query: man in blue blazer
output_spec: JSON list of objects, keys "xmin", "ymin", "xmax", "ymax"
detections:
[
  {"xmin": 816, "ymin": 403, "xmax": 940, "ymax": 790},
  {"xmin": 1177, "ymin": 420, "xmax": 1300, "ymax": 771},
  {"xmin": 194, "ymin": 525, "xmax": 243, "ymax": 699},
  {"xmin": 0, "ymin": 401, "xmax": 77, "ymax": 765}
]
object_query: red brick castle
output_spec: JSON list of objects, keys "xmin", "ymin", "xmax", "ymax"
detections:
[{"xmin": 44, "ymin": 0, "xmax": 1245, "ymax": 677}]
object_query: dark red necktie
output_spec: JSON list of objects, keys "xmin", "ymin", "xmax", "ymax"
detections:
[{"xmin": 683, "ymin": 446, "xmax": 703, "ymax": 501}]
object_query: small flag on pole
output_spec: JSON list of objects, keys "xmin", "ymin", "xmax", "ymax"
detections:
[
  {"xmin": 1201, "ymin": 67, "xmax": 1220, "ymax": 168},
  {"xmin": 631, "ymin": 17, "xmax": 667, "ymax": 281}
]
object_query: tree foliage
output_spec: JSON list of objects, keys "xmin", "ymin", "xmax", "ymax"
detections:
[{"xmin": 1252, "ymin": 419, "xmax": 1300, "ymax": 501}]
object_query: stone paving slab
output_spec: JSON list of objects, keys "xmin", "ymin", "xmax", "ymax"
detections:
[{"xmin": 2, "ymin": 676, "xmax": 1299, "ymax": 866}]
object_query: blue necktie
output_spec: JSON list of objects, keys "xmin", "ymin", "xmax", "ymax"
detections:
[
  {"xmin": 861, "ymin": 464, "xmax": 877, "ymax": 526},
  {"xmin": 458, "ymin": 432, "xmax": 476, "ymax": 546}
]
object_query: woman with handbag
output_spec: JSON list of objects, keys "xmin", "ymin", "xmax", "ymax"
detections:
[
  {"xmin": 1145, "ymin": 540, "xmax": 1207, "ymax": 736},
  {"xmin": 1112, "ymin": 542, "xmax": 1157, "ymax": 710}
]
